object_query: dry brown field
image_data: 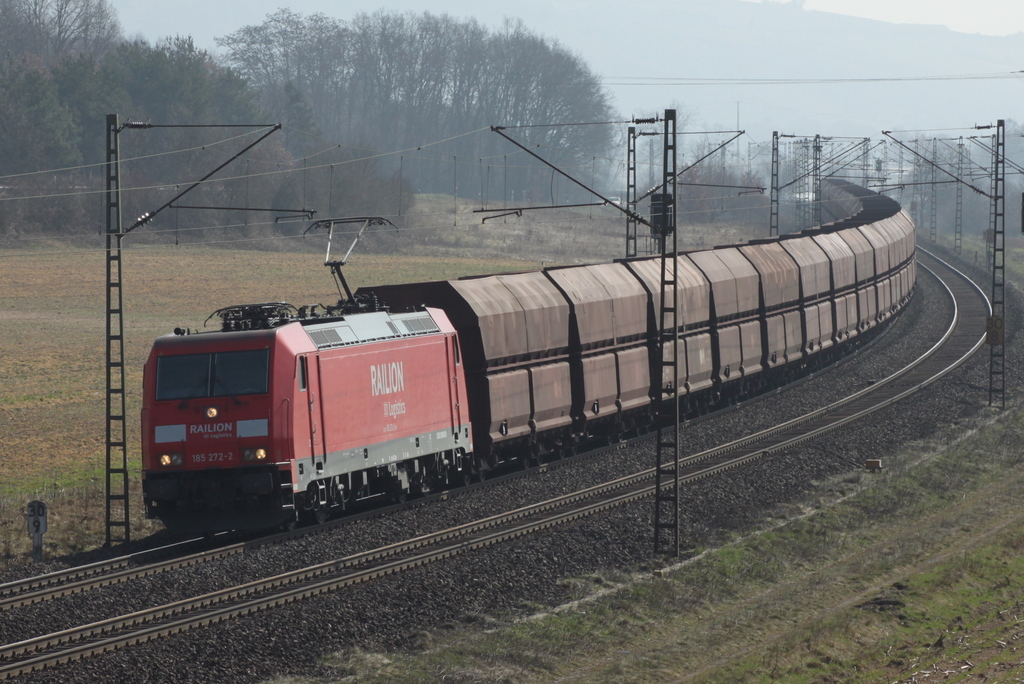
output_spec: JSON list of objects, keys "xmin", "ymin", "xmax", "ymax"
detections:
[
  {"xmin": 0, "ymin": 195, "xmax": 762, "ymax": 563},
  {"xmin": 0, "ymin": 240, "xmax": 549, "ymax": 562}
]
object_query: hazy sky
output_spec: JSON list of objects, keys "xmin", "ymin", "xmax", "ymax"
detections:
[
  {"xmin": 778, "ymin": 0, "xmax": 1024, "ymax": 36},
  {"xmin": 106, "ymin": 0, "xmax": 1024, "ymax": 140},
  {"xmin": 109, "ymin": 0, "xmax": 1024, "ymax": 48}
]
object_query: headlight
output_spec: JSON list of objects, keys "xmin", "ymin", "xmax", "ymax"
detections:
[
  {"xmin": 159, "ymin": 452, "xmax": 184, "ymax": 467},
  {"xmin": 205, "ymin": 407, "xmax": 218, "ymax": 419},
  {"xmin": 243, "ymin": 447, "xmax": 268, "ymax": 462}
]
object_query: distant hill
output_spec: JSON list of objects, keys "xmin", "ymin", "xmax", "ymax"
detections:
[{"xmin": 543, "ymin": 0, "xmax": 1023, "ymax": 138}]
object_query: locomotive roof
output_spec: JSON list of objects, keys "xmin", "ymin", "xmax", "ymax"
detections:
[
  {"xmin": 301, "ymin": 309, "xmax": 441, "ymax": 350},
  {"xmin": 157, "ymin": 308, "xmax": 443, "ymax": 352}
]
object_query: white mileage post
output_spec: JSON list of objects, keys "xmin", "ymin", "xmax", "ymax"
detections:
[{"xmin": 26, "ymin": 500, "xmax": 47, "ymax": 563}]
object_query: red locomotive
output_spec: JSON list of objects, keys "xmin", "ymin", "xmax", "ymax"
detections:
[{"xmin": 142, "ymin": 305, "xmax": 472, "ymax": 532}]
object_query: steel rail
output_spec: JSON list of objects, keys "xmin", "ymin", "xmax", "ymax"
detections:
[
  {"xmin": 0, "ymin": 537, "xmax": 215, "ymax": 606},
  {"xmin": 0, "ymin": 252, "xmax": 922, "ymax": 612},
  {"xmin": 0, "ymin": 249, "xmax": 987, "ymax": 680}
]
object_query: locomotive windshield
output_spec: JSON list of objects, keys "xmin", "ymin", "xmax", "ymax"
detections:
[{"xmin": 155, "ymin": 349, "xmax": 269, "ymax": 401}]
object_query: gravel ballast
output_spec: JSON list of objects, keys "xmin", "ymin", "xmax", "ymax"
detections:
[{"xmin": 12, "ymin": 256, "xmax": 1011, "ymax": 684}]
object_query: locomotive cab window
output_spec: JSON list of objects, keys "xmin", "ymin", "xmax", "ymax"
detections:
[
  {"xmin": 453, "ymin": 336, "xmax": 461, "ymax": 366},
  {"xmin": 156, "ymin": 349, "xmax": 269, "ymax": 401},
  {"xmin": 298, "ymin": 356, "xmax": 308, "ymax": 392}
]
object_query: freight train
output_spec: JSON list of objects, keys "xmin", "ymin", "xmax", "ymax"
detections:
[{"xmin": 141, "ymin": 180, "xmax": 917, "ymax": 533}]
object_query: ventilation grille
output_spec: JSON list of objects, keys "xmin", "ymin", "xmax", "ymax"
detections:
[
  {"xmin": 402, "ymin": 316, "xmax": 439, "ymax": 334},
  {"xmin": 305, "ymin": 312, "xmax": 440, "ymax": 349}
]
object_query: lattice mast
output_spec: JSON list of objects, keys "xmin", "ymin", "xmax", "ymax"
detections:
[
  {"xmin": 811, "ymin": 135, "xmax": 822, "ymax": 228},
  {"xmin": 653, "ymin": 109, "xmax": 681, "ymax": 557},
  {"xmin": 988, "ymin": 120, "xmax": 1006, "ymax": 408},
  {"xmin": 794, "ymin": 140, "xmax": 812, "ymax": 231},
  {"xmin": 861, "ymin": 138, "xmax": 870, "ymax": 187},
  {"xmin": 770, "ymin": 131, "xmax": 780, "ymax": 237},
  {"xmin": 955, "ymin": 137, "xmax": 965, "ymax": 256},
  {"xmin": 626, "ymin": 127, "xmax": 639, "ymax": 257},
  {"xmin": 104, "ymin": 114, "xmax": 130, "ymax": 545},
  {"xmin": 929, "ymin": 138, "xmax": 938, "ymax": 243},
  {"xmin": 102, "ymin": 116, "xmax": 281, "ymax": 544}
]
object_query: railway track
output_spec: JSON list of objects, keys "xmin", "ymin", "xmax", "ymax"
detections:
[
  {"xmin": 0, "ymin": 250, "xmax": 985, "ymax": 680},
  {"xmin": 0, "ymin": 275, "xmax": 910, "ymax": 612},
  {"xmin": 0, "ymin": 313, "xmax": 896, "ymax": 613}
]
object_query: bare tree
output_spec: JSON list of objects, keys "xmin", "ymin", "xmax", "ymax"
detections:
[
  {"xmin": 217, "ymin": 9, "xmax": 352, "ymax": 138},
  {"xmin": 218, "ymin": 10, "xmax": 616, "ymax": 198},
  {"xmin": 0, "ymin": 0, "xmax": 121, "ymax": 65}
]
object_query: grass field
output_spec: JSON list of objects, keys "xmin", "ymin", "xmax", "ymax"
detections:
[
  {"xmin": 265, "ymin": 231, "xmax": 1024, "ymax": 683},
  {"xmin": 300, "ymin": 402, "xmax": 1024, "ymax": 683},
  {"xmin": 0, "ymin": 191, "xmax": 764, "ymax": 565},
  {"xmin": 0, "ymin": 242, "xmax": 546, "ymax": 564},
  {"xmin": 5, "ymin": 215, "xmax": 1023, "ymax": 680}
]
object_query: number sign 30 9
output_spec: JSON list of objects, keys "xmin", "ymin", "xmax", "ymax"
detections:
[{"xmin": 27, "ymin": 500, "xmax": 48, "ymax": 536}]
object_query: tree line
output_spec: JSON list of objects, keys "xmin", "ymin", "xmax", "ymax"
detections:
[
  {"xmin": 217, "ymin": 10, "xmax": 616, "ymax": 199},
  {"xmin": 0, "ymin": 1, "xmax": 619, "ymax": 241}
]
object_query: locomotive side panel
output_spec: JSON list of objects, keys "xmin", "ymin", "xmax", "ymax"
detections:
[{"xmin": 316, "ymin": 339, "xmax": 451, "ymax": 459}]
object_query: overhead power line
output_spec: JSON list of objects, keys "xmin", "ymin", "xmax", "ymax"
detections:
[
  {"xmin": 0, "ymin": 127, "xmax": 279, "ymax": 182},
  {"xmin": 605, "ymin": 71, "xmax": 1024, "ymax": 86}
]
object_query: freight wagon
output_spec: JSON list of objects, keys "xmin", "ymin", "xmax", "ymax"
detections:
[{"xmin": 142, "ymin": 180, "xmax": 916, "ymax": 533}]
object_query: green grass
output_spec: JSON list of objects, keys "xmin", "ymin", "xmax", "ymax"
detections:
[{"xmin": 289, "ymin": 406, "xmax": 1024, "ymax": 683}]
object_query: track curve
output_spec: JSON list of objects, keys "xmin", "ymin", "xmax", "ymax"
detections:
[{"xmin": 0, "ymin": 248, "xmax": 987, "ymax": 681}]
